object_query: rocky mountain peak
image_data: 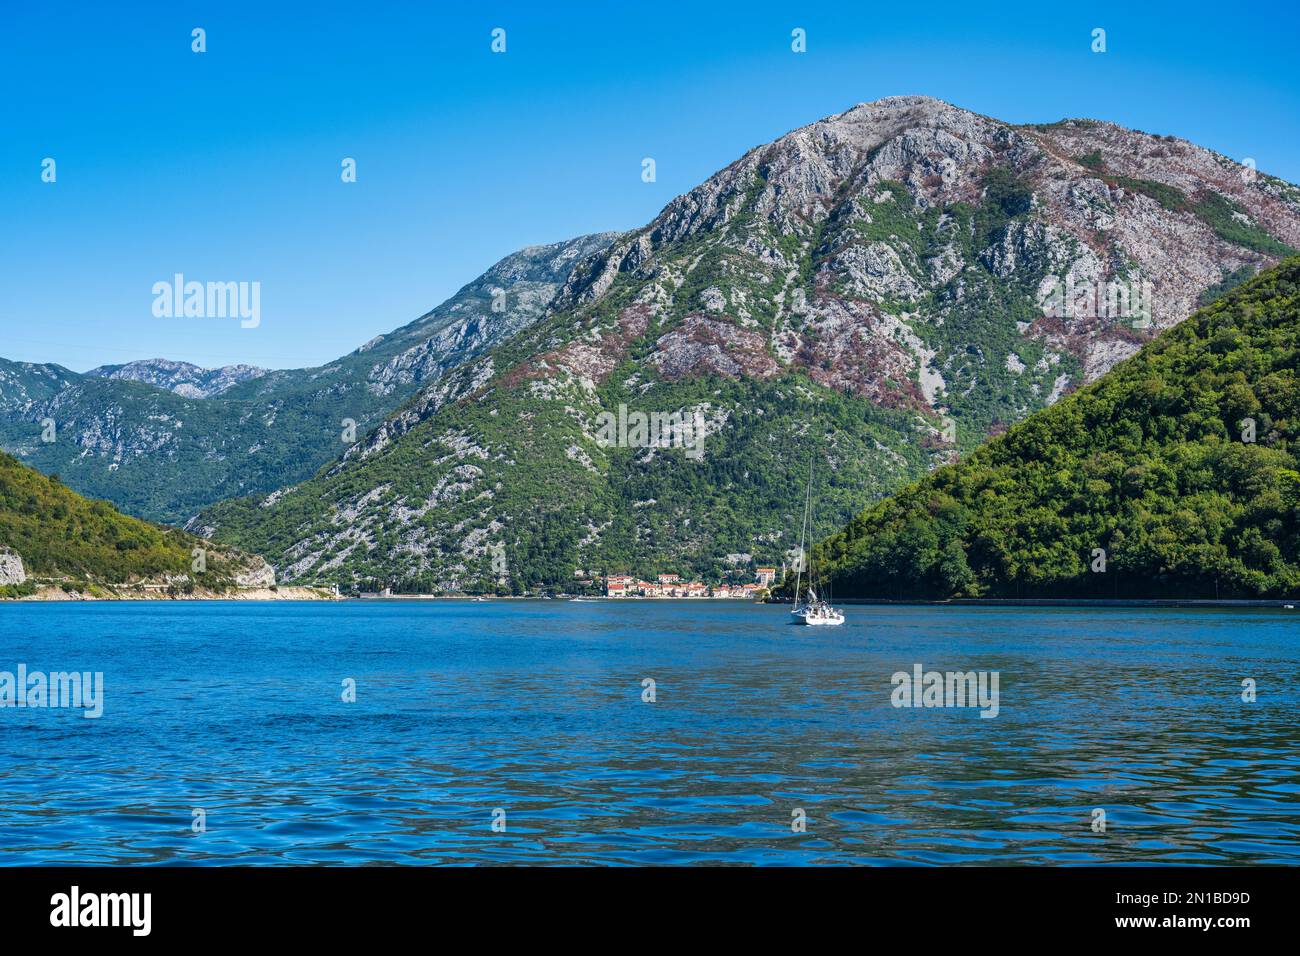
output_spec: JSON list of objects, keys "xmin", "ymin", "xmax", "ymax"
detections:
[
  {"xmin": 557, "ymin": 96, "xmax": 1297, "ymax": 400},
  {"xmin": 87, "ymin": 359, "xmax": 268, "ymax": 399}
]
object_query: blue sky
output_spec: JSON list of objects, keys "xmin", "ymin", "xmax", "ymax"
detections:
[{"xmin": 2, "ymin": 0, "xmax": 1298, "ymax": 372}]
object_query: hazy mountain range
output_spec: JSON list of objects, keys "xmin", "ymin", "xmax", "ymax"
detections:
[
  {"xmin": 86, "ymin": 359, "xmax": 269, "ymax": 399},
  {"xmin": 0, "ymin": 233, "xmax": 615, "ymax": 522}
]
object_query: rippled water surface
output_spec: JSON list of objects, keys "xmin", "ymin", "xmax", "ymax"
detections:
[{"xmin": 1, "ymin": 600, "xmax": 1297, "ymax": 865}]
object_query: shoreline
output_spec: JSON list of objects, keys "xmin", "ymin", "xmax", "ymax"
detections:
[
  {"xmin": 4, "ymin": 585, "xmax": 336, "ymax": 602},
  {"xmin": 7, "ymin": 591, "xmax": 1295, "ymax": 608},
  {"xmin": 771, "ymin": 597, "xmax": 1299, "ymax": 609},
  {"xmin": 348, "ymin": 594, "xmax": 762, "ymax": 602}
]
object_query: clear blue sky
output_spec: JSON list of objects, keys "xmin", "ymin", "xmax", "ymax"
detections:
[{"xmin": 2, "ymin": 0, "xmax": 1297, "ymax": 372}]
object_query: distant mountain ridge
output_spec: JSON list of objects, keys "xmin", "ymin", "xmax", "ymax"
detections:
[
  {"xmin": 87, "ymin": 359, "xmax": 268, "ymax": 398},
  {"xmin": 194, "ymin": 96, "xmax": 1300, "ymax": 592},
  {"xmin": 0, "ymin": 233, "xmax": 617, "ymax": 523}
]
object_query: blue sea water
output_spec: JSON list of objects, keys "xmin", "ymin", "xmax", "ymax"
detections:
[{"xmin": 0, "ymin": 600, "xmax": 1296, "ymax": 865}]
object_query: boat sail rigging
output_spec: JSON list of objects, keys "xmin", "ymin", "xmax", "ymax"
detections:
[{"xmin": 790, "ymin": 453, "xmax": 845, "ymax": 626}]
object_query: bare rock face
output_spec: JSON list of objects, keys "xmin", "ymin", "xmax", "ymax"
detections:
[
  {"xmin": 0, "ymin": 547, "xmax": 26, "ymax": 586},
  {"xmin": 233, "ymin": 558, "xmax": 276, "ymax": 589},
  {"xmin": 360, "ymin": 232, "xmax": 621, "ymax": 392},
  {"xmin": 557, "ymin": 94, "xmax": 1297, "ymax": 399},
  {"xmin": 650, "ymin": 315, "xmax": 780, "ymax": 381},
  {"xmin": 86, "ymin": 360, "xmax": 268, "ymax": 398}
]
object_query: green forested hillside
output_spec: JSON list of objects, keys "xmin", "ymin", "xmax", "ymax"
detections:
[
  {"xmin": 818, "ymin": 259, "xmax": 1300, "ymax": 599},
  {"xmin": 198, "ymin": 369, "xmax": 934, "ymax": 592},
  {"xmin": 0, "ymin": 452, "xmax": 260, "ymax": 595}
]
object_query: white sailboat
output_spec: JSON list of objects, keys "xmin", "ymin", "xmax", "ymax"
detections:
[{"xmin": 790, "ymin": 455, "xmax": 845, "ymax": 626}]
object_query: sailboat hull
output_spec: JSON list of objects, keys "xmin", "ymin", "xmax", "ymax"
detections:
[{"xmin": 790, "ymin": 605, "xmax": 845, "ymax": 626}]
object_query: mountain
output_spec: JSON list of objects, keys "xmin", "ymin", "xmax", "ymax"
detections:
[
  {"xmin": 0, "ymin": 451, "xmax": 286, "ymax": 598},
  {"xmin": 86, "ymin": 359, "xmax": 268, "ymax": 398},
  {"xmin": 194, "ymin": 96, "xmax": 1300, "ymax": 592},
  {"xmin": 0, "ymin": 234, "xmax": 616, "ymax": 523},
  {"xmin": 816, "ymin": 257, "xmax": 1300, "ymax": 599}
]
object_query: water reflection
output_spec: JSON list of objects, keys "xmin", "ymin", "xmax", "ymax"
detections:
[{"xmin": 0, "ymin": 601, "xmax": 1296, "ymax": 864}]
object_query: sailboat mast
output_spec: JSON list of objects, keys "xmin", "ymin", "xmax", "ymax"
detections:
[
  {"xmin": 806, "ymin": 453, "xmax": 817, "ymax": 602},
  {"xmin": 794, "ymin": 453, "xmax": 812, "ymax": 605}
]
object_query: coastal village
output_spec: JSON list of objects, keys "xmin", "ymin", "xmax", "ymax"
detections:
[
  {"xmin": 598, "ymin": 568, "xmax": 778, "ymax": 599},
  {"xmin": 353, "ymin": 567, "xmax": 783, "ymax": 599}
]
